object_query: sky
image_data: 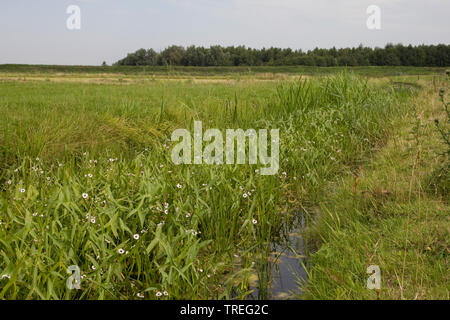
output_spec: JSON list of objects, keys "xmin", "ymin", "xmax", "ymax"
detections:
[{"xmin": 1, "ymin": 0, "xmax": 449, "ymax": 65}]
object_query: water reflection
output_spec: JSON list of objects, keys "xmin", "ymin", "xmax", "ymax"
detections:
[{"xmin": 248, "ymin": 213, "xmax": 308, "ymax": 300}]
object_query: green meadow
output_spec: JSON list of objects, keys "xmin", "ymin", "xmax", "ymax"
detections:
[
  {"xmin": 0, "ymin": 67, "xmax": 448, "ymax": 299},
  {"xmin": 0, "ymin": 64, "xmax": 444, "ymax": 77}
]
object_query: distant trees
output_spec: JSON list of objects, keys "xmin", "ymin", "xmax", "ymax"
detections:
[
  {"xmin": 114, "ymin": 43, "xmax": 450, "ymax": 67},
  {"xmin": 159, "ymin": 45, "xmax": 185, "ymax": 66}
]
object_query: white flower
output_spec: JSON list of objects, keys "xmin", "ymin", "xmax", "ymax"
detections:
[
  {"xmin": 163, "ymin": 291, "xmax": 168, "ymax": 296},
  {"xmin": 87, "ymin": 173, "xmax": 93, "ymax": 178},
  {"xmin": 137, "ymin": 293, "xmax": 144, "ymax": 298},
  {"xmin": 243, "ymin": 193, "xmax": 248, "ymax": 198},
  {"xmin": 36, "ymin": 157, "xmax": 40, "ymax": 161},
  {"xmin": 20, "ymin": 188, "xmax": 26, "ymax": 193},
  {"xmin": 1, "ymin": 274, "xmax": 11, "ymax": 280},
  {"xmin": 156, "ymin": 291, "xmax": 162, "ymax": 297},
  {"xmin": 199, "ymin": 269, "xmax": 203, "ymax": 273},
  {"xmin": 164, "ymin": 209, "xmax": 168, "ymax": 215},
  {"xmin": 118, "ymin": 248, "xmax": 125, "ymax": 254},
  {"xmin": 7, "ymin": 180, "xmax": 12, "ymax": 185},
  {"xmin": 33, "ymin": 212, "xmax": 38, "ymax": 217},
  {"xmin": 91, "ymin": 265, "xmax": 96, "ymax": 270},
  {"xmin": 176, "ymin": 183, "xmax": 182, "ymax": 189},
  {"xmin": 185, "ymin": 213, "xmax": 191, "ymax": 218},
  {"xmin": 82, "ymin": 193, "xmax": 89, "ymax": 199},
  {"xmin": 252, "ymin": 219, "xmax": 258, "ymax": 225},
  {"xmin": 133, "ymin": 234, "xmax": 139, "ymax": 240},
  {"xmin": 90, "ymin": 217, "xmax": 96, "ymax": 224}
]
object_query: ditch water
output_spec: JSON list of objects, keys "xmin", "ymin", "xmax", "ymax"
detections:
[{"xmin": 241, "ymin": 213, "xmax": 309, "ymax": 300}]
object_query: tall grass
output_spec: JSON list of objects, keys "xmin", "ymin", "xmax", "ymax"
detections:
[
  {"xmin": 300, "ymin": 77, "xmax": 448, "ymax": 299},
  {"xmin": 0, "ymin": 73, "xmax": 412, "ymax": 299}
]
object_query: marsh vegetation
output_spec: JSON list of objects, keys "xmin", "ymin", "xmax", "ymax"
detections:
[{"xmin": 0, "ymin": 67, "xmax": 447, "ymax": 299}]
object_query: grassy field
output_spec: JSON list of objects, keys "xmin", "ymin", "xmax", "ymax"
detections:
[
  {"xmin": 0, "ymin": 64, "xmax": 446, "ymax": 77},
  {"xmin": 0, "ymin": 67, "xmax": 448, "ymax": 299},
  {"xmin": 302, "ymin": 76, "xmax": 449, "ymax": 299}
]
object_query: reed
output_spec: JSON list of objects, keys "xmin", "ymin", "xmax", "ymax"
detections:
[{"xmin": 0, "ymin": 72, "xmax": 420, "ymax": 299}]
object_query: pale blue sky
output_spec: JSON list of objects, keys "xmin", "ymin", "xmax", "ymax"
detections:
[{"xmin": 1, "ymin": 0, "xmax": 449, "ymax": 65}]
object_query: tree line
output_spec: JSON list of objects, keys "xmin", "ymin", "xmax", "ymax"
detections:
[{"xmin": 114, "ymin": 43, "xmax": 450, "ymax": 67}]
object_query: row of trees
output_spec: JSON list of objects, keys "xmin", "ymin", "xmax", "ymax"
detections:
[{"xmin": 115, "ymin": 44, "xmax": 450, "ymax": 67}]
